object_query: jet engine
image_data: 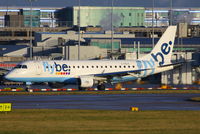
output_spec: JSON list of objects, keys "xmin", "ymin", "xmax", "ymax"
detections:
[{"xmin": 79, "ymin": 76, "xmax": 94, "ymax": 88}]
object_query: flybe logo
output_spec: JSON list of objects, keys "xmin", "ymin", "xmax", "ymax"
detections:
[
  {"xmin": 42, "ymin": 62, "xmax": 70, "ymax": 75},
  {"xmin": 151, "ymin": 41, "xmax": 172, "ymax": 66}
]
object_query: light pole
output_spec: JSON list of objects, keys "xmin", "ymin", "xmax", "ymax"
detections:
[
  {"xmin": 78, "ymin": 0, "xmax": 81, "ymax": 60},
  {"xmin": 111, "ymin": 0, "xmax": 114, "ymax": 55},
  {"xmin": 152, "ymin": 0, "xmax": 155, "ymax": 48},
  {"xmin": 169, "ymin": 0, "xmax": 172, "ymax": 26},
  {"xmin": 170, "ymin": 0, "xmax": 173, "ymax": 25},
  {"xmin": 28, "ymin": 0, "xmax": 37, "ymax": 60}
]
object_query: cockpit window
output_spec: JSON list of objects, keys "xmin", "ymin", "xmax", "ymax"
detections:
[
  {"xmin": 22, "ymin": 65, "xmax": 27, "ymax": 69},
  {"xmin": 14, "ymin": 65, "xmax": 27, "ymax": 69},
  {"xmin": 14, "ymin": 65, "xmax": 22, "ymax": 69}
]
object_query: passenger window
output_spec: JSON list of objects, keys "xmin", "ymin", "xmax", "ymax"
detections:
[
  {"xmin": 115, "ymin": 66, "xmax": 117, "ymax": 68},
  {"xmin": 82, "ymin": 66, "xmax": 84, "ymax": 68},
  {"xmin": 87, "ymin": 66, "xmax": 89, "ymax": 68},
  {"xmin": 124, "ymin": 66, "xmax": 126, "ymax": 68},
  {"xmin": 73, "ymin": 66, "xmax": 75, "ymax": 68}
]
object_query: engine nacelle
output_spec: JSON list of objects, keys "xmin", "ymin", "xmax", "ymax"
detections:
[{"xmin": 79, "ymin": 76, "xmax": 94, "ymax": 88}]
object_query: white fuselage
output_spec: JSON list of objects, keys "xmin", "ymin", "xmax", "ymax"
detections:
[{"xmin": 4, "ymin": 59, "xmax": 168, "ymax": 83}]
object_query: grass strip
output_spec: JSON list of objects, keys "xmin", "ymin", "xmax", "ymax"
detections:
[
  {"xmin": 0, "ymin": 90, "xmax": 200, "ymax": 96},
  {"xmin": 0, "ymin": 109, "xmax": 199, "ymax": 134},
  {"xmin": 190, "ymin": 97, "xmax": 200, "ymax": 102}
]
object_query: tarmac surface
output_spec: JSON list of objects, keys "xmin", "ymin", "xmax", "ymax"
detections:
[{"xmin": 0, "ymin": 94, "xmax": 200, "ymax": 110}]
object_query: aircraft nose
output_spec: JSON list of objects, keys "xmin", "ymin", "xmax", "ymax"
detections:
[
  {"xmin": 4, "ymin": 72, "xmax": 13, "ymax": 81},
  {"xmin": 4, "ymin": 73, "xmax": 10, "ymax": 80}
]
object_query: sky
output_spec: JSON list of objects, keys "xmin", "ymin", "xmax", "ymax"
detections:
[{"xmin": 0, "ymin": 0, "xmax": 200, "ymax": 8}]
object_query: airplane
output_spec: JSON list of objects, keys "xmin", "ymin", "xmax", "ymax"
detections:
[{"xmin": 4, "ymin": 26, "xmax": 177, "ymax": 90}]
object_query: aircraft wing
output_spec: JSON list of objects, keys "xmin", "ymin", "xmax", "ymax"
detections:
[{"xmin": 94, "ymin": 68, "xmax": 152, "ymax": 78}]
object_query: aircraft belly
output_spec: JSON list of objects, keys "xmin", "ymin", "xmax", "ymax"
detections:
[{"xmin": 112, "ymin": 76, "xmax": 138, "ymax": 83}]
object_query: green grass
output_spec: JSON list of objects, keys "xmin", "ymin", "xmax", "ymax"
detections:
[
  {"xmin": 0, "ymin": 109, "xmax": 199, "ymax": 134},
  {"xmin": 190, "ymin": 97, "xmax": 200, "ymax": 102},
  {"xmin": 0, "ymin": 90, "xmax": 200, "ymax": 96}
]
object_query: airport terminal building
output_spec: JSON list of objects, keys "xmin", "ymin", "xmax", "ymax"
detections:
[{"xmin": 0, "ymin": 6, "xmax": 200, "ymax": 27}]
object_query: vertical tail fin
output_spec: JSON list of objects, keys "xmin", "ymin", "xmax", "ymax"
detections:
[{"xmin": 140, "ymin": 26, "xmax": 177, "ymax": 66}]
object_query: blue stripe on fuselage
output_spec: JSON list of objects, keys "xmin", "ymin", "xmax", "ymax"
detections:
[{"xmin": 6, "ymin": 77, "xmax": 78, "ymax": 83}]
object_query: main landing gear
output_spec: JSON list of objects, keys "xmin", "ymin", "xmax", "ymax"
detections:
[
  {"xmin": 97, "ymin": 84, "xmax": 106, "ymax": 90},
  {"xmin": 78, "ymin": 86, "xmax": 87, "ymax": 91},
  {"xmin": 78, "ymin": 84, "xmax": 106, "ymax": 91}
]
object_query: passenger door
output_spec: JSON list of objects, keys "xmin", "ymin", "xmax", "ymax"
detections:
[{"xmin": 34, "ymin": 62, "xmax": 42, "ymax": 75}]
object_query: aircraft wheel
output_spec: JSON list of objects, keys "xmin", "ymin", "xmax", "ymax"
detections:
[
  {"xmin": 25, "ymin": 85, "xmax": 31, "ymax": 92},
  {"xmin": 78, "ymin": 86, "xmax": 87, "ymax": 91},
  {"xmin": 97, "ymin": 84, "xmax": 106, "ymax": 90}
]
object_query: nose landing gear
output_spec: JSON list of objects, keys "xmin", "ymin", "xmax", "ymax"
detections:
[{"xmin": 25, "ymin": 82, "xmax": 32, "ymax": 92}]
